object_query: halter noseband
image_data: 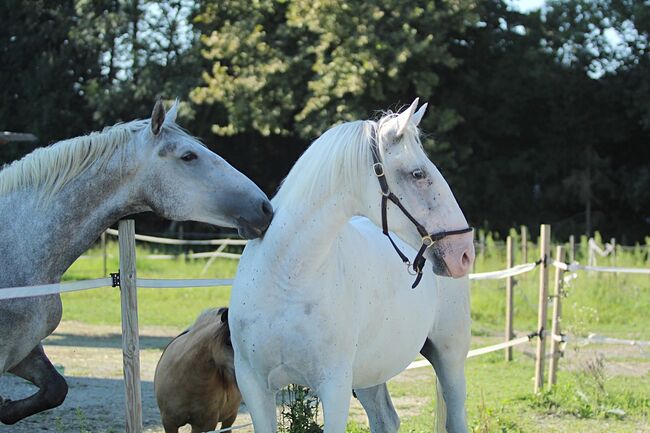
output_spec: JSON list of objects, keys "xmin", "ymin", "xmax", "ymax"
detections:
[{"xmin": 368, "ymin": 121, "xmax": 473, "ymax": 288}]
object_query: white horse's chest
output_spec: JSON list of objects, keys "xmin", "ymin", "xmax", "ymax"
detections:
[{"xmin": 230, "ymin": 220, "xmax": 437, "ymax": 390}]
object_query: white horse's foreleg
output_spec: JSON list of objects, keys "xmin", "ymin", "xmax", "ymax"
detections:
[
  {"xmin": 353, "ymin": 384, "xmax": 399, "ymax": 433},
  {"xmin": 234, "ymin": 358, "xmax": 277, "ymax": 433},
  {"xmin": 317, "ymin": 372, "xmax": 353, "ymax": 433},
  {"xmin": 421, "ymin": 338, "xmax": 468, "ymax": 433}
]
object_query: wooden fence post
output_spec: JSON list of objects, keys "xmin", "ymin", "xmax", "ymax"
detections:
[
  {"xmin": 521, "ymin": 226, "xmax": 528, "ymax": 263},
  {"xmin": 534, "ymin": 224, "xmax": 551, "ymax": 393},
  {"xmin": 118, "ymin": 220, "xmax": 142, "ymax": 433},
  {"xmin": 505, "ymin": 236, "xmax": 514, "ymax": 361},
  {"xmin": 548, "ymin": 246, "xmax": 565, "ymax": 388},
  {"xmin": 101, "ymin": 231, "xmax": 107, "ymax": 276},
  {"xmin": 568, "ymin": 235, "xmax": 575, "ymax": 264}
]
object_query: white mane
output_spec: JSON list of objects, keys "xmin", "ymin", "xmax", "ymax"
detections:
[
  {"xmin": 272, "ymin": 112, "xmax": 422, "ymax": 209},
  {"xmin": 0, "ymin": 111, "xmax": 186, "ymax": 200}
]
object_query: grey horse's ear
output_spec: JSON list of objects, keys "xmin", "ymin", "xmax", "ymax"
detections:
[
  {"xmin": 151, "ymin": 100, "xmax": 166, "ymax": 136},
  {"xmin": 221, "ymin": 308, "xmax": 229, "ymax": 324}
]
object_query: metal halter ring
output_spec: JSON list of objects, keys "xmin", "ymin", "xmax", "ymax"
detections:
[
  {"xmin": 373, "ymin": 162, "xmax": 385, "ymax": 177},
  {"xmin": 422, "ymin": 235, "xmax": 435, "ymax": 247},
  {"xmin": 406, "ymin": 263, "xmax": 418, "ymax": 276}
]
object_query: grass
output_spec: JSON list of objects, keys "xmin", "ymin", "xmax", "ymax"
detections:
[{"xmin": 56, "ymin": 234, "xmax": 650, "ymax": 432}]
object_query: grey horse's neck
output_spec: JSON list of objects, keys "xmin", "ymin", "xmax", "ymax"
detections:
[{"xmin": 0, "ymin": 146, "xmax": 147, "ymax": 288}]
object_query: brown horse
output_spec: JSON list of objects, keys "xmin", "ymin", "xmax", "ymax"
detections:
[{"xmin": 154, "ymin": 307, "xmax": 241, "ymax": 433}]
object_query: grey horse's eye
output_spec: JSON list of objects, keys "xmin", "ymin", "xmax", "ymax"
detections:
[
  {"xmin": 411, "ymin": 169, "xmax": 426, "ymax": 180},
  {"xmin": 181, "ymin": 151, "xmax": 198, "ymax": 162}
]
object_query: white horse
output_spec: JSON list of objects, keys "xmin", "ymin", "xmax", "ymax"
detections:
[
  {"xmin": 0, "ymin": 101, "xmax": 273, "ymax": 424},
  {"xmin": 230, "ymin": 99, "xmax": 475, "ymax": 433}
]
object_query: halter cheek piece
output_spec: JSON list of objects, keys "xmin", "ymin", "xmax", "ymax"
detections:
[{"xmin": 368, "ymin": 122, "xmax": 473, "ymax": 288}]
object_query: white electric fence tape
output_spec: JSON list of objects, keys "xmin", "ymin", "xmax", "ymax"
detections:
[
  {"xmin": 105, "ymin": 228, "xmax": 246, "ymax": 246},
  {"xmin": 550, "ymin": 258, "xmax": 650, "ymax": 275},
  {"xmin": 468, "ymin": 262, "xmax": 539, "ymax": 280},
  {"xmin": 0, "ymin": 278, "xmax": 234, "ymax": 300},
  {"xmin": 0, "ymin": 278, "xmax": 112, "ymax": 300},
  {"xmin": 207, "ymin": 422, "xmax": 253, "ymax": 433},
  {"xmin": 406, "ymin": 335, "xmax": 534, "ymax": 370}
]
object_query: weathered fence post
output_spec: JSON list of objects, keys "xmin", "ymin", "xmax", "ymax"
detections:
[
  {"xmin": 505, "ymin": 236, "xmax": 514, "ymax": 361},
  {"xmin": 534, "ymin": 224, "xmax": 550, "ymax": 393},
  {"xmin": 118, "ymin": 219, "xmax": 142, "ymax": 433},
  {"xmin": 521, "ymin": 225, "xmax": 528, "ymax": 263},
  {"xmin": 568, "ymin": 235, "xmax": 575, "ymax": 263},
  {"xmin": 548, "ymin": 246, "xmax": 565, "ymax": 388},
  {"xmin": 101, "ymin": 231, "xmax": 107, "ymax": 276}
]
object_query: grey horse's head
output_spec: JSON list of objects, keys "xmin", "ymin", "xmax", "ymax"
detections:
[{"xmin": 134, "ymin": 101, "xmax": 273, "ymax": 239}]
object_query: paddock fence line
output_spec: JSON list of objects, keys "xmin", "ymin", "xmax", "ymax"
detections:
[
  {"xmin": 2, "ymin": 222, "xmax": 649, "ymax": 432},
  {"xmin": 104, "ymin": 228, "xmax": 247, "ymax": 246}
]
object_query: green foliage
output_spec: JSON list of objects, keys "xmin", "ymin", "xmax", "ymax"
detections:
[
  {"xmin": 191, "ymin": 0, "xmax": 478, "ymax": 138},
  {"xmin": 526, "ymin": 356, "xmax": 650, "ymax": 420},
  {"xmin": 279, "ymin": 385, "xmax": 323, "ymax": 433}
]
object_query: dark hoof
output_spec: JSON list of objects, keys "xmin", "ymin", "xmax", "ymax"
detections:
[{"xmin": 0, "ymin": 400, "xmax": 19, "ymax": 425}]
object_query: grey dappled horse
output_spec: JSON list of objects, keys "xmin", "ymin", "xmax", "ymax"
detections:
[{"xmin": 0, "ymin": 101, "xmax": 272, "ymax": 424}]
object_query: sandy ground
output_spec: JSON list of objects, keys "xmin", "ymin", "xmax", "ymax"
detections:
[
  {"xmin": 1, "ymin": 322, "xmax": 648, "ymax": 433},
  {"xmin": 0, "ymin": 322, "xmax": 374, "ymax": 433}
]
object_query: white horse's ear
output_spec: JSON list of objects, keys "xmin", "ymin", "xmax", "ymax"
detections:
[
  {"xmin": 395, "ymin": 98, "xmax": 420, "ymax": 137},
  {"xmin": 151, "ymin": 100, "xmax": 166, "ymax": 136},
  {"xmin": 412, "ymin": 102, "xmax": 428, "ymax": 127},
  {"xmin": 165, "ymin": 99, "xmax": 180, "ymax": 125}
]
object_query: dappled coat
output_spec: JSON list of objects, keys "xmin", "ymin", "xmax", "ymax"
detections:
[{"xmin": 154, "ymin": 307, "xmax": 241, "ymax": 433}]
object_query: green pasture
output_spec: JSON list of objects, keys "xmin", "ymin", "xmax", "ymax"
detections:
[
  {"xmin": 59, "ymin": 233, "xmax": 650, "ymax": 432},
  {"xmin": 61, "ymin": 233, "xmax": 650, "ymax": 338}
]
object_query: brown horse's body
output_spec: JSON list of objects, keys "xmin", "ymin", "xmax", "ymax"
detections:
[{"xmin": 155, "ymin": 307, "xmax": 241, "ymax": 433}]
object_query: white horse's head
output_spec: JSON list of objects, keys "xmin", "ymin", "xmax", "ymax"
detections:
[
  {"xmin": 365, "ymin": 99, "xmax": 475, "ymax": 278},
  {"xmin": 134, "ymin": 101, "xmax": 273, "ymax": 238}
]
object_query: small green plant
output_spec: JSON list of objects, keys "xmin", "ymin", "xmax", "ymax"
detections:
[
  {"xmin": 75, "ymin": 408, "xmax": 91, "ymax": 433},
  {"xmin": 471, "ymin": 389, "xmax": 523, "ymax": 433},
  {"xmin": 279, "ymin": 384, "xmax": 323, "ymax": 433},
  {"xmin": 54, "ymin": 415, "xmax": 66, "ymax": 433}
]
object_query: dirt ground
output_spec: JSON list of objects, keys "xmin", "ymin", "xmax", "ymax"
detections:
[
  {"xmin": 0, "ymin": 322, "xmax": 648, "ymax": 433},
  {"xmin": 0, "ymin": 322, "xmax": 376, "ymax": 433}
]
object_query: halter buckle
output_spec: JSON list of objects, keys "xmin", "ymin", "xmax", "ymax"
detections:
[
  {"xmin": 373, "ymin": 162, "xmax": 385, "ymax": 177},
  {"xmin": 422, "ymin": 235, "xmax": 435, "ymax": 248}
]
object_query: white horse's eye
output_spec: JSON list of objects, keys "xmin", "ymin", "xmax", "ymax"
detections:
[
  {"xmin": 181, "ymin": 151, "xmax": 198, "ymax": 162},
  {"xmin": 411, "ymin": 169, "xmax": 425, "ymax": 180}
]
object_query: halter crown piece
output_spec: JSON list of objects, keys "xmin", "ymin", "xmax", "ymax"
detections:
[{"xmin": 368, "ymin": 122, "xmax": 473, "ymax": 288}]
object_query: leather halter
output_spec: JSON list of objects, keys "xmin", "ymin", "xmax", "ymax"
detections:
[{"xmin": 368, "ymin": 122, "xmax": 473, "ymax": 288}]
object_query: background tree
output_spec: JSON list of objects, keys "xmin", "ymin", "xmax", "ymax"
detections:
[{"xmin": 1, "ymin": 0, "xmax": 648, "ymax": 241}]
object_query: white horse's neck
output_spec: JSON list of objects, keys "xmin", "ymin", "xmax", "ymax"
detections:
[
  {"xmin": 0, "ymin": 140, "xmax": 146, "ymax": 286},
  {"xmin": 266, "ymin": 185, "xmax": 375, "ymax": 284}
]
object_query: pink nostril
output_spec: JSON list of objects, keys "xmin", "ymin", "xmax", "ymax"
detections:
[{"xmin": 461, "ymin": 249, "xmax": 475, "ymax": 270}]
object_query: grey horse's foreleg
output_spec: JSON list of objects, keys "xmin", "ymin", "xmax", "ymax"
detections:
[
  {"xmin": 0, "ymin": 344, "xmax": 68, "ymax": 424},
  {"xmin": 420, "ymin": 338, "xmax": 468, "ymax": 433},
  {"xmin": 354, "ymin": 383, "xmax": 400, "ymax": 433}
]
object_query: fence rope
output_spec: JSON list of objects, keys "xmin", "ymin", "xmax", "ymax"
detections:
[
  {"xmin": 137, "ymin": 278, "xmax": 234, "ymax": 288},
  {"xmin": 0, "ymin": 278, "xmax": 234, "ymax": 300},
  {"xmin": 469, "ymin": 261, "xmax": 540, "ymax": 280},
  {"xmin": 0, "ymin": 278, "xmax": 112, "ymax": 300},
  {"xmin": 141, "ymin": 251, "xmax": 242, "ymax": 260},
  {"xmin": 406, "ymin": 333, "xmax": 535, "ymax": 370},
  {"xmin": 550, "ymin": 258, "xmax": 650, "ymax": 275},
  {"xmin": 579, "ymin": 333, "xmax": 650, "ymax": 347},
  {"xmin": 207, "ymin": 422, "xmax": 254, "ymax": 433},
  {"xmin": 105, "ymin": 228, "xmax": 247, "ymax": 246}
]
